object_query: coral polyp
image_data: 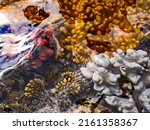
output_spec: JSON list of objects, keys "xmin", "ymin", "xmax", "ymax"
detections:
[{"xmin": 57, "ymin": 0, "xmax": 144, "ymax": 63}]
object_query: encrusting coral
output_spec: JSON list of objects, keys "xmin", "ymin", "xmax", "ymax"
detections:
[
  {"xmin": 24, "ymin": 78, "xmax": 45, "ymax": 98},
  {"xmin": 50, "ymin": 70, "xmax": 92, "ymax": 111},
  {"xmin": 51, "ymin": 71, "xmax": 80, "ymax": 94},
  {"xmin": 50, "ymin": 71, "xmax": 81, "ymax": 111},
  {"xmin": 139, "ymin": 89, "xmax": 150, "ymax": 112},
  {"xmin": 57, "ymin": 0, "xmax": 146, "ymax": 63},
  {"xmin": 80, "ymin": 49, "xmax": 150, "ymax": 112}
]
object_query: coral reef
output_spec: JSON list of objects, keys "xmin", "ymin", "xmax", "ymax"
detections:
[
  {"xmin": 28, "ymin": 26, "xmax": 58, "ymax": 68},
  {"xmin": 40, "ymin": 70, "xmax": 93, "ymax": 112},
  {"xmin": 58, "ymin": 0, "xmax": 137, "ymax": 33},
  {"xmin": 80, "ymin": 49, "xmax": 150, "ymax": 112},
  {"xmin": 1, "ymin": 0, "xmax": 150, "ymax": 113},
  {"xmin": 57, "ymin": 0, "xmax": 145, "ymax": 63}
]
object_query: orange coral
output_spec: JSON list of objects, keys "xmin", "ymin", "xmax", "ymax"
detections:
[
  {"xmin": 57, "ymin": 0, "xmax": 143, "ymax": 63},
  {"xmin": 23, "ymin": 5, "xmax": 50, "ymax": 24}
]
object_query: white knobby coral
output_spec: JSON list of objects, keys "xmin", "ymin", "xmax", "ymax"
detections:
[
  {"xmin": 80, "ymin": 49, "xmax": 150, "ymax": 112},
  {"xmin": 105, "ymin": 96, "xmax": 138, "ymax": 113},
  {"xmin": 139, "ymin": 89, "xmax": 150, "ymax": 112}
]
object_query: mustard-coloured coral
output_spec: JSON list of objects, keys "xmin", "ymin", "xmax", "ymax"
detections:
[
  {"xmin": 51, "ymin": 71, "xmax": 80, "ymax": 95},
  {"xmin": 57, "ymin": 0, "xmax": 144, "ymax": 63},
  {"xmin": 0, "ymin": 103, "xmax": 12, "ymax": 112},
  {"xmin": 24, "ymin": 78, "xmax": 44, "ymax": 98},
  {"xmin": 59, "ymin": 0, "xmax": 137, "ymax": 33}
]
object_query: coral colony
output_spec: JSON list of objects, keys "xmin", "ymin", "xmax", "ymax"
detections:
[{"xmin": 0, "ymin": 0, "xmax": 150, "ymax": 113}]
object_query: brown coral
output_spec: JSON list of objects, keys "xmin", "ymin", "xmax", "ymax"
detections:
[
  {"xmin": 51, "ymin": 71, "xmax": 80, "ymax": 95},
  {"xmin": 0, "ymin": 103, "xmax": 12, "ymax": 112},
  {"xmin": 69, "ymin": 97, "xmax": 111, "ymax": 113},
  {"xmin": 24, "ymin": 78, "xmax": 45, "ymax": 98},
  {"xmin": 57, "ymin": 0, "xmax": 144, "ymax": 63},
  {"xmin": 23, "ymin": 5, "xmax": 50, "ymax": 24}
]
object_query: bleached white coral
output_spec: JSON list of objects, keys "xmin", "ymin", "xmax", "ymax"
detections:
[
  {"xmin": 105, "ymin": 96, "xmax": 138, "ymax": 113},
  {"xmin": 80, "ymin": 49, "xmax": 150, "ymax": 112},
  {"xmin": 139, "ymin": 89, "xmax": 150, "ymax": 112}
]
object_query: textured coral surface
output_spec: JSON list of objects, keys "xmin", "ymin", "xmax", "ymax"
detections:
[
  {"xmin": 81, "ymin": 49, "xmax": 150, "ymax": 112},
  {"xmin": 57, "ymin": 0, "xmax": 146, "ymax": 63},
  {"xmin": 0, "ymin": 0, "xmax": 150, "ymax": 113}
]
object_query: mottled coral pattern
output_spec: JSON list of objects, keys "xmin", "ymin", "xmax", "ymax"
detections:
[{"xmin": 0, "ymin": 0, "xmax": 150, "ymax": 113}]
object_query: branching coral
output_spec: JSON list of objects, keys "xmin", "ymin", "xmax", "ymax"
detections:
[
  {"xmin": 57, "ymin": 0, "xmax": 145, "ymax": 63},
  {"xmin": 80, "ymin": 49, "xmax": 150, "ymax": 112}
]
